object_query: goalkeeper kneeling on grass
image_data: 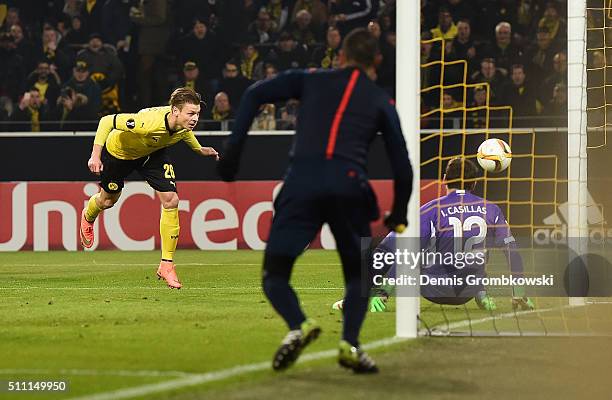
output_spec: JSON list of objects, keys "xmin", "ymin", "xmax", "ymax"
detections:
[{"xmin": 333, "ymin": 157, "xmax": 535, "ymax": 313}]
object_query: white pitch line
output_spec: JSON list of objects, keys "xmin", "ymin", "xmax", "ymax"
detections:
[
  {"xmin": 16, "ymin": 304, "xmax": 598, "ymax": 400},
  {"xmin": 586, "ymin": 300, "xmax": 612, "ymax": 304},
  {"xmin": 67, "ymin": 336, "xmax": 407, "ymax": 400},
  {"xmin": 0, "ymin": 369, "xmax": 194, "ymax": 378},
  {"xmin": 0, "ymin": 287, "xmax": 343, "ymax": 291},
  {"xmin": 1, "ymin": 263, "xmax": 341, "ymax": 267},
  {"xmin": 428, "ymin": 306, "xmax": 555, "ymax": 334},
  {"xmin": 421, "ymin": 303, "xmax": 586, "ymax": 335}
]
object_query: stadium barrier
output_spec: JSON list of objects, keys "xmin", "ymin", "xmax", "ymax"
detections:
[
  {"xmin": 0, "ymin": 129, "xmax": 576, "ymax": 251},
  {"xmin": 0, "ymin": 179, "xmax": 442, "ymax": 251}
]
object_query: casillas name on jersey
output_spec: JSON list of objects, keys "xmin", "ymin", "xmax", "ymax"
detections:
[{"xmin": 439, "ymin": 204, "xmax": 487, "ymax": 217}]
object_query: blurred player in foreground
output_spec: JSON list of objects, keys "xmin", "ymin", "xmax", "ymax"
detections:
[
  {"xmin": 333, "ymin": 157, "xmax": 534, "ymax": 312},
  {"xmin": 80, "ymin": 87, "xmax": 219, "ymax": 289},
  {"xmin": 217, "ymin": 28, "xmax": 413, "ymax": 373}
]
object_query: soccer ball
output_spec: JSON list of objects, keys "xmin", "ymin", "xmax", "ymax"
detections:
[{"xmin": 477, "ymin": 139, "xmax": 512, "ymax": 173}]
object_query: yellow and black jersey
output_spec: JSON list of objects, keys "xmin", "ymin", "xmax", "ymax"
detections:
[{"xmin": 93, "ymin": 106, "xmax": 202, "ymax": 160}]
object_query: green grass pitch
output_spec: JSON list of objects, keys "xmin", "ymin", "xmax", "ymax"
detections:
[{"xmin": 1, "ymin": 250, "xmax": 611, "ymax": 399}]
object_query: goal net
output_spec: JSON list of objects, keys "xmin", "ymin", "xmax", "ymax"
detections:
[{"xmin": 395, "ymin": 0, "xmax": 612, "ymax": 337}]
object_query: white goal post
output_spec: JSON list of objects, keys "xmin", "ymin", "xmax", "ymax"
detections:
[
  {"xmin": 567, "ymin": 0, "xmax": 588, "ymax": 306},
  {"xmin": 395, "ymin": 0, "xmax": 589, "ymax": 337},
  {"xmin": 395, "ymin": 0, "xmax": 421, "ymax": 338}
]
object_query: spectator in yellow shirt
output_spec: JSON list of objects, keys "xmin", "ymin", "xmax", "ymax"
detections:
[{"xmin": 430, "ymin": 7, "xmax": 457, "ymax": 40}]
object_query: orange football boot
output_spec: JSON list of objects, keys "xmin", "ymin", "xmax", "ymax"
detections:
[
  {"xmin": 80, "ymin": 210, "xmax": 95, "ymax": 249},
  {"xmin": 157, "ymin": 261, "xmax": 182, "ymax": 289}
]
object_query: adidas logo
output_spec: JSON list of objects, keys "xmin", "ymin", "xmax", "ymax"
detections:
[
  {"xmin": 542, "ymin": 190, "xmax": 604, "ymax": 226},
  {"xmin": 534, "ymin": 190, "xmax": 607, "ymax": 245}
]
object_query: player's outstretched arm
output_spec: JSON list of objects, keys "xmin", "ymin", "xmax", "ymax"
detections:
[
  {"xmin": 217, "ymin": 70, "xmax": 305, "ymax": 181},
  {"xmin": 89, "ymin": 112, "xmax": 151, "ymax": 174},
  {"xmin": 88, "ymin": 144, "xmax": 104, "ymax": 175},
  {"xmin": 199, "ymin": 147, "xmax": 219, "ymax": 160},
  {"xmin": 183, "ymin": 132, "xmax": 220, "ymax": 160},
  {"xmin": 88, "ymin": 114, "xmax": 116, "ymax": 175}
]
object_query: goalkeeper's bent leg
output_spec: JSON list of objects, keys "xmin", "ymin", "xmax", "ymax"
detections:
[{"xmin": 160, "ymin": 207, "xmax": 180, "ymax": 262}]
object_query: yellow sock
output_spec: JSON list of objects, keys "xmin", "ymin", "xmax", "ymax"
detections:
[
  {"xmin": 85, "ymin": 193, "xmax": 102, "ymax": 222},
  {"xmin": 160, "ymin": 207, "xmax": 180, "ymax": 261}
]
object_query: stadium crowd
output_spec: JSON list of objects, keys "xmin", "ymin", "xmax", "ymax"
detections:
[
  {"xmin": 0, "ymin": 0, "xmax": 568, "ymax": 132},
  {"xmin": 422, "ymin": 0, "xmax": 569, "ymax": 128}
]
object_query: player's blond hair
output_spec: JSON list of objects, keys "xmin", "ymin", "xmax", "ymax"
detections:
[{"xmin": 169, "ymin": 87, "xmax": 201, "ymax": 110}]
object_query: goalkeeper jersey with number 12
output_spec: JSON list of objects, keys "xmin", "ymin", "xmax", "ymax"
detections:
[{"xmin": 420, "ymin": 189, "xmax": 516, "ymax": 254}]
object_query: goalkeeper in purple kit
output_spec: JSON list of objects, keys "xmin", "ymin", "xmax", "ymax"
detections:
[{"xmin": 334, "ymin": 157, "xmax": 534, "ymax": 312}]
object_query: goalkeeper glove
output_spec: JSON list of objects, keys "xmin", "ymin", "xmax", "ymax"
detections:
[
  {"xmin": 511, "ymin": 285, "xmax": 534, "ymax": 310},
  {"xmin": 369, "ymin": 296, "xmax": 388, "ymax": 313},
  {"xmin": 512, "ymin": 297, "xmax": 535, "ymax": 311},
  {"xmin": 332, "ymin": 296, "xmax": 388, "ymax": 313},
  {"xmin": 475, "ymin": 292, "xmax": 497, "ymax": 311}
]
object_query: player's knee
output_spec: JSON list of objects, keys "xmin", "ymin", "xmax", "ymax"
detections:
[
  {"xmin": 161, "ymin": 194, "xmax": 179, "ymax": 209},
  {"xmin": 99, "ymin": 198, "xmax": 117, "ymax": 209},
  {"xmin": 261, "ymin": 272, "xmax": 276, "ymax": 295},
  {"xmin": 262, "ymin": 253, "xmax": 294, "ymax": 289}
]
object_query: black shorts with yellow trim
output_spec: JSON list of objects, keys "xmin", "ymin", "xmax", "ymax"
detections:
[{"xmin": 100, "ymin": 147, "xmax": 178, "ymax": 193}]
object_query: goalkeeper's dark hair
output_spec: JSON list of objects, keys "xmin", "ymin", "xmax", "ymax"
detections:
[
  {"xmin": 445, "ymin": 157, "xmax": 478, "ymax": 191},
  {"xmin": 342, "ymin": 28, "xmax": 379, "ymax": 68},
  {"xmin": 169, "ymin": 87, "xmax": 202, "ymax": 110}
]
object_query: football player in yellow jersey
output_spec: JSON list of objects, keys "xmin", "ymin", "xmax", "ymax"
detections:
[{"xmin": 79, "ymin": 87, "xmax": 219, "ymax": 289}]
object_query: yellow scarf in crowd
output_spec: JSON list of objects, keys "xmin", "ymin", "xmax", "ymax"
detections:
[
  {"xmin": 241, "ymin": 50, "xmax": 259, "ymax": 80},
  {"xmin": 0, "ymin": 4, "xmax": 7, "ymax": 27},
  {"xmin": 321, "ymin": 47, "xmax": 335, "ymax": 68},
  {"xmin": 539, "ymin": 18, "xmax": 560, "ymax": 40},
  {"xmin": 34, "ymin": 81, "xmax": 49, "ymax": 101},
  {"xmin": 29, "ymin": 107, "xmax": 40, "ymax": 132},
  {"xmin": 212, "ymin": 107, "xmax": 230, "ymax": 121},
  {"xmin": 269, "ymin": 1, "xmax": 282, "ymax": 22},
  {"xmin": 86, "ymin": 0, "xmax": 97, "ymax": 14}
]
